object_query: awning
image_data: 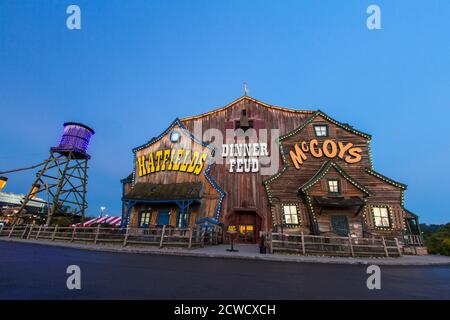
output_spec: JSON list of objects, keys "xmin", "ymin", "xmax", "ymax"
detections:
[
  {"xmin": 123, "ymin": 182, "xmax": 203, "ymax": 202},
  {"xmin": 313, "ymin": 196, "xmax": 364, "ymax": 208},
  {"xmin": 72, "ymin": 216, "xmax": 121, "ymax": 227}
]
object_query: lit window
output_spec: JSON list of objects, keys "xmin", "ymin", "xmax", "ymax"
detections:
[
  {"xmin": 282, "ymin": 205, "xmax": 299, "ymax": 225},
  {"xmin": 314, "ymin": 125, "xmax": 328, "ymax": 137},
  {"xmin": 327, "ymin": 179, "xmax": 340, "ymax": 193},
  {"xmin": 178, "ymin": 212, "xmax": 190, "ymax": 228},
  {"xmin": 139, "ymin": 211, "xmax": 151, "ymax": 228},
  {"xmin": 372, "ymin": 207, "xmax": 391, "ymax": 227}
]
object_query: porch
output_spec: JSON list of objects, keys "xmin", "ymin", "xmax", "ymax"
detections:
[{"xmin": 122, "ymin": 182, "xmax": 203, "ymax": 229}]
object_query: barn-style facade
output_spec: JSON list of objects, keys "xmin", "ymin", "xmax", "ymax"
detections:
[{"xmin": 121, "ymin": 96, "xmax": 421, "ymax": 247}]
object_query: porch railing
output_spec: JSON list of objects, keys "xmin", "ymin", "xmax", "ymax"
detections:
[
  {"xmin": 403, "ymin": 234, "xmax": 424, "ymax": 246},
  {"xmin": 0, "ymin": 224, "xmax": 222, "ymax": 249},
  {"xmin": 269, "ymin": 232, "xmax": 402, "ymax": 257}
]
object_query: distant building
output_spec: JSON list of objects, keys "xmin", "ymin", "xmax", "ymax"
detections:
[{"xmin": 0, "ymin": 192, "xmax": 46, "ymax": 224}]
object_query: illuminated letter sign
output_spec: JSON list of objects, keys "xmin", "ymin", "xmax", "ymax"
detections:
[
  {"xmin": 222, "ymin": 143, "xmax": 269, "ymax": 173},
  {"xmin": 137, "ymin": 148, "xmax": 208, "ymax": 177},
  {"xmin": 289, "ymin": 139, "xmax": 362, "ymax": 169}
]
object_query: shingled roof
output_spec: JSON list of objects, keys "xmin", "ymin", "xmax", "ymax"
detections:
[{"xmin": 123, "ymin": 182, "xmax": 203, "ymax": 202}]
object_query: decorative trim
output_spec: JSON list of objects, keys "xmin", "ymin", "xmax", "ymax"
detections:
[
  {"xmin": 366, "ymin": 169, "xmax": 407, "ymax": 189},
  {"xmin": 367, "ymin": 140, "xmax": 374, "ymax": 170},
  {"xmin": 298, "ymin": 160, "xmax": 371, "ymax": 195},
  {"xmin": 181, "ymin": 96, "xmax": 315, "ymax": 121},
  {"xmin": 280, "ymin": 203, "xmax": 302, "ymax": 228},
  {"xmin": 370, "ymin": 204, "xmax": 395, "ymax": 230},
  {"xmin": 279, "ymin": 110, "xmax": 372, "ymax": 141},
  {"xmin": 304, "ymin": 191, "xmax": 319, "ymax": 234}
]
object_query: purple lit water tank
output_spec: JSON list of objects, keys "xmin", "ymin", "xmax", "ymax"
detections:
[{"xmin": 51, "ymin": 122, "xmax": 95, "ymax": 159}]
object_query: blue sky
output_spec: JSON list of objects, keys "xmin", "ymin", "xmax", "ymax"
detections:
[{"xmin": 0, "ymin": 0, "xmax": 449, "ymax": 223}]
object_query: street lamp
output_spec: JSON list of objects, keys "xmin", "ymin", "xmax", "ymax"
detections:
[
  {"xmin": 100, "ymin": 206, "xmax": 106, "ymax": 218},
  {"xmin": 0, "ymin": 177, "xmax": 8, "ymax": 191}
]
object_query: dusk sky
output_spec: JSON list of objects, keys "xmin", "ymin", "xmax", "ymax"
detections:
[{"xmin": 1, "ymin": 0, "xmax": 449, "ymax": 223}]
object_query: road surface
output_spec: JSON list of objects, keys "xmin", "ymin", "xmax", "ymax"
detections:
[{"xmin": 0, "ymin": 241, "xmax": 449, "ymax": 299}]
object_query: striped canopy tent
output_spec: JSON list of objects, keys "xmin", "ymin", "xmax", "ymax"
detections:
[{"xmin": 72, "ymin": 216, "xmax": 121, "ymax": 227}]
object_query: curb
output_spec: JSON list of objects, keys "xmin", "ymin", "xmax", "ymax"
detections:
[{"xmin": 1, "ymin": 237, "xmax": 450, "ymax": 266}]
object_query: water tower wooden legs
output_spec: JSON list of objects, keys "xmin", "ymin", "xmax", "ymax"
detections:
[{"xmin": 15, "ymin": 151, "xmax": 89, "ymax": 226}]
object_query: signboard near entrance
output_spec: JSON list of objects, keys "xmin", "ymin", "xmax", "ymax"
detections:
[{"xmin": 222, "ymin": 143, "xmax": 269, "ymax": 173}]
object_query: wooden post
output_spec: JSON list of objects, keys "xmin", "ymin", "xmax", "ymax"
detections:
[
  {"xmin": 21, "ymin": 224, "xmax": 29, "ymax": 239},
  {"xmin": 123, "ymin": 227, "xmax": 129, "ymax": 247},
  {"xmin": 381, "ymin": 236, "xmax": 389, "ymax": 257},
  {"xmin": 195, "ymin": 227, "xmax": 200, "ymax": 243},
  {"xmin": 159, "ymin": 225, "xmax": 166, "ymax": 248},
  {"xmin": 8, "ymin": 224, "xmax": 15, "ymax": 238},
  {"xmin": 348, "ymin": 236, "xmax": 355, "ymax": 257},
  {"xmin": 27, "ymin": 225, "xmax": 34, "ymax": 239},
  {"xmin": 200, "ymin": 229, "xmax": 205, "ymax": 247},
  {"xmin": 36, "ymin": 225, "xmax": 42, "ymax": 239},
  {"xmin": 51, "ymin": 225, "xmax": 58, "ymax": 241},
  {"xmin": 188, "ymin": 228, "xmax": 193, "ymax": 249},
  {"xmin": 301, "ymin": 232, "xmax": 306, "ymax": 255},
  {"xmin": 268, "ymin": 232, "xmax": 273, "ymax": 254},
  {"xmin": 94, "ymin": 225, "xmax": 100, "ymax": 244},
  {"xmin": 394, "ymin": 238, "xmax": 402, "ymax": 256},
  {"xmin": 71, "ymin": 227, "xmax": 76, "ymax": 242}
]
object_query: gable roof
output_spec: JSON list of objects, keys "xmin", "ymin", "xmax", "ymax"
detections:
[
  {"xmin": 181, "ymin": 96, "xmax": 315, "ymax": 121},
  {"xmin": 365, "ymin": 169, "xmax": 407, "ymax": 189},
  {"xmin": 130, "ymin": 118, "xmax": 225, "ymax": 222},
  {"xmin": 298, "ymin": 160, "xmax": 371, "ymax": 196},
  {"xmin": 280, "ymin": 110, "xmax": 371, "ymax": 141},
  {"xmin": 120, "ymin": 173, "xmax": 133, "ymax": 184},
  {"xmin": 404, "ymin": 208, "xmax": 418, "ymax": 219},
  {"xmin": 132, "ymin": 118, "xmax": 210, "ymax": 153}
]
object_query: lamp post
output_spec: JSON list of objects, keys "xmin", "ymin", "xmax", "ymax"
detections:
[
  {"xmin": 100, "ymin": 206, "xmax": 106, "ymax": 218},
  {"xmin": 0, "ymin": 177, "xmax": 8, "ymax": 191}
]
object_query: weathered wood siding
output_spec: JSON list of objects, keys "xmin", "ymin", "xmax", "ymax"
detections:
[
  {"xmin": 181, "ymin": 97, "xmax": 314, "ymax": 231},
  {"xmin": 130, "ymin": 123, "xmax": 221, "ymax": 225},
  {"xmin": 266, "ymin": 113, "xmax": 407, "ymax": 237}
]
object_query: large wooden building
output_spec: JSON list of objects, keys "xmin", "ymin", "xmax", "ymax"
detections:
[{"xmin": 121, "ymin": 96, "xmax": 421, "ymax": 244}]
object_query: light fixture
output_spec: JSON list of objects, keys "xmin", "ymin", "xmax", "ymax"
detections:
[
  {"xmin": 170, "ymin": 130, "xmax": 181, "ymax": 143},
  {"xmin": 0, "ymin": 177, "xmax": 8, "ymax": 191}
]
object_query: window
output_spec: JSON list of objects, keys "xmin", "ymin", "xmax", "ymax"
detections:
[
  {"xmin": 327, "ymin": 179, "xmax": 340, "ymax": 193},
  {"xmin": 327, "ymin": 179, "xmax": 341, "ymax": 193},
  {"xmin": 177, "ymin": 212, "xmax": 190, "ymax": 228},
  {"xmin": 138, "ymin": 210, "xmax": 151, "ymax": 228},
  {"xmin": 282, "ymin": 205, "xmax": 299, "ymax": 225},
  {"xmin": 372, "ymin": 206, "xmax": 391, "ymax": 228},
  {"xmin": 313, "ymin": 124, "xmax": 328, "ymax": 137}
]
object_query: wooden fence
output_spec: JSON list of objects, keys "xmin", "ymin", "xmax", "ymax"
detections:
[
  {"xmin": 269, "ymin": 232, "xmax": 402, "ymax": 257},
  {"xmin": 0, "ymin": 224, "xmax": 222, "ymax": 249}
]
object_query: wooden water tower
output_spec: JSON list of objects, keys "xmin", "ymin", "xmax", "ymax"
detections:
[{"xmin": 16, "ymin": 122, "xmax": 95, "ymax": 225}]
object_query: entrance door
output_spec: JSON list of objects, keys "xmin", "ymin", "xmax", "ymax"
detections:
[
  {"xmin": 157, "ymin": 210, "xmax": 170, "ymax": 226},
  {"xmin": 231, "ymin": 211, "xmax": 260, "ymax": 244},
  {"xmin": 331, "ymin": 215, "xmax": 350, "ymax": 237}
]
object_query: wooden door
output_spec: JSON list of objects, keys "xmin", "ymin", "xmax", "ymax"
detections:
[
  {"xmin": 331, "ymin": 215, "xmax": 350, "ymax": 237},
  {"xmin": 231, "ymin": 211, "xmax": 260, "ymax": 243}
]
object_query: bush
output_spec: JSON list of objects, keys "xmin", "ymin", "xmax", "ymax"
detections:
[{"xmin": 424, "ymin": 223, "xmax": 450, "ymax": 256}]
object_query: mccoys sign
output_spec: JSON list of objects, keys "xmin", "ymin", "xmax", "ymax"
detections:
[{"xmin": 289, "ymin": 139, "xmax": 362, "ymax": 169}]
